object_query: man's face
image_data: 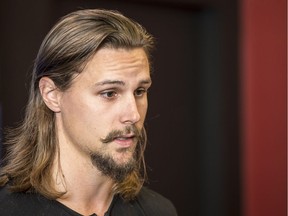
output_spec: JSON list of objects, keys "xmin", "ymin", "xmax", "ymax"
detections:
[{"xmin": 56, "ymin": 48, "xmax": 151, "ymax": 181}]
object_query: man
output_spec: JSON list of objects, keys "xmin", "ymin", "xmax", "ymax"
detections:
[{"xmin": 0, "ymin": 9, "xmax": 177, "ymax": 216}]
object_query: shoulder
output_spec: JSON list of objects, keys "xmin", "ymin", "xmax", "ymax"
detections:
[
  {"xmin": 136, "ymin": 186, "xmax": 178, "ymax": 216},
  {"xmin": 0, "ymin": 186, "xmax": 69, "ymax": 216},
  {"xmin": 112, "ymin": 186, "xmax": 178, "ymax": 216}
]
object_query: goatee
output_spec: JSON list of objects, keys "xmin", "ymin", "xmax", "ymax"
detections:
[
  {"xmin": 90, "ymin": 125, "xmax": 143, "ymax": 182},
  {"xmin": 91, "ymin": 152, "xmax": 136, "ymax": 182}
]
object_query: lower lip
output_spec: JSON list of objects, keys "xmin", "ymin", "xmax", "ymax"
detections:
[{"xmin": 114, "ymin": 138, "xmax": 134, "ymax": 147}]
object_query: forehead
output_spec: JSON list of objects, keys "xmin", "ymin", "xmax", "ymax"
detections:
[
  {"xmin": 86, "ymin": 48, "xmax": 149, "ymax": 75},
  {"xmin": 72, "ymin": 48, "xmax": 151, "ymax": 86}
]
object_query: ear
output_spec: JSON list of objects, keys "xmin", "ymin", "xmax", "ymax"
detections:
[{"xmin": 39, "ymin": 77, "xmax": 61, "ymax": 113}]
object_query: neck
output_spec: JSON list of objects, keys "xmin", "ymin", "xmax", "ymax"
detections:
[{"xmin": 52, "ymin": 140, "xmax": 115, "ymax": 216}]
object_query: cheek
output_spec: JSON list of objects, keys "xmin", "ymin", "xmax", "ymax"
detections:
[
  {"xmin": 140, "ymin": 105, "xmax": 148, "ymax": 117},
  {"xmin": 58, "ymin": 100, "xmax": 107, "ymax": 148},
  {"xmin": 138, "ymin": 100, "xmax": 148, "ymax": 122},
  {"xmin": 60, "ymin": 93, "xmax": 100, "ymax": 130},
  {"xmin": 60, "ymin": 94, "xmax": 86, "ymax": 118}
]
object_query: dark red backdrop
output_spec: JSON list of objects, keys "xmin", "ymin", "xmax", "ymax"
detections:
[{"xmin": 241, "ymin": 0, "xmax": 287, "ymax": 215}]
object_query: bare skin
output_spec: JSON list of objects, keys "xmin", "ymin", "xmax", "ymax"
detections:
[{"xmin": 39, "ymin": 48, "xmax": 151, "ymax": 216}]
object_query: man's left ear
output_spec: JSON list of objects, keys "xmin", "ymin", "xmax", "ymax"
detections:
[{"xmin": 39, "ymin": 77, "xmax": 61, "ymax": 112}]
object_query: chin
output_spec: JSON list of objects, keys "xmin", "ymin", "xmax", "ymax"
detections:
[{"xmin": 90, "ymin": 149, "xmax": 137, "ymax": 182}]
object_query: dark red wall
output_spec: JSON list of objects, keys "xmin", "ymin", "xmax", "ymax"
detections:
[{"xmin": 241, "ymin": 0, "xmax": 287, "ymax": 215}]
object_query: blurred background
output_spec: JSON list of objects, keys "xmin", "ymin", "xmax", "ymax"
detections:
[{"xmin": 0, "ymin": 0, "xmax": 286, "ymax": 216}]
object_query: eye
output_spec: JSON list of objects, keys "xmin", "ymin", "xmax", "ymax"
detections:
[
  {"xmin": 100, "ymin": 90, "xmax": 118, "ymax": 99},
  {"xmin": 134, "ymin": 88, "xmax": 147, "ymax": 97}
]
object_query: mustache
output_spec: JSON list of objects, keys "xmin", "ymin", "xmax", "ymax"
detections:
[{"xmin": 100, "ymin": 125, "xmax": 142, "ymax": 144}]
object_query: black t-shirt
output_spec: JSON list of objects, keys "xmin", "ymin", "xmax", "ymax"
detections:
[{"xmin": 0, "ymin": 186, "xmax": 177, "ymax": 216}]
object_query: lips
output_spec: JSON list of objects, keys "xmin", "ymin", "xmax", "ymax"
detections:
[
  {"xmin": 114, "ymin": 135, "xmax": 135, "ymax": 147},
  {"xmin": 116, "ymin": 137, "xmax": 132, "ymax": 140}
]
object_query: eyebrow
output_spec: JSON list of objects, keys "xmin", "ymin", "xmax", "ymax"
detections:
[{"xmin": 95, "ymin": 78, "xmax": 152, "ymax": 86}]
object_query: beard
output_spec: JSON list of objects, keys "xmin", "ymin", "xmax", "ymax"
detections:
[
  {"xmin": 90, "ymin": 125, "xmax": 144, "ymax": 183},
  {"xmin": 90, "ymin": 150, "xmax": 136, "ymax": 183}
]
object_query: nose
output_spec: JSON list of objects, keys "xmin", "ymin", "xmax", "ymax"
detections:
[{"xmin": 120, "ymin": 95, "xmax": 141, "ymax": 125}]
